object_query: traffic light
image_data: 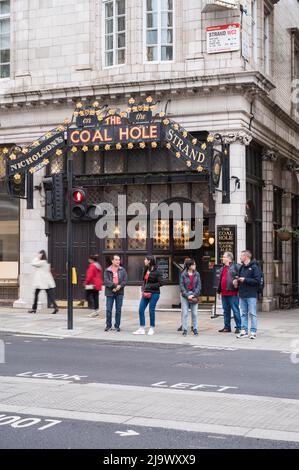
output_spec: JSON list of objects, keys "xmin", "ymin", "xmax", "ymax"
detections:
[
  {"xmin": 7, "ymin": 173, "xmax": 26, "ymax": 198},
  {"xmin": 72, "ymin": 187, "xmax": 87, "ymax": 219},
  {"xmin": 43, "ymin": 174, "xmax": 65, "ymax": 221}
]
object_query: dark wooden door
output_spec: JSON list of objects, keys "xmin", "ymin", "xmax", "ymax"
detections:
[{"xmin": 48, "ymin": 221, "xmax": 101, "ymax": 300}]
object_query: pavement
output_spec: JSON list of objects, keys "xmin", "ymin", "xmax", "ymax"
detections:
[
  {"xmin": 1, "ymin": 307, "xmax": 299, "ymax": 448},
  {"xmin": 0, "ymin": 305, "xmax": 299, "ymax": 353},
  {"xmin": 1, "ymin": 376, "xmax": 299, "ymax": 445}
]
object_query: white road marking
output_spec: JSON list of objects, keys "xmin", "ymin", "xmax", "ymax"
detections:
[
  {"xmin": 16, "ymin": 371, "xmax": 88, "ymax": 381},
  {"xmin": 0, "ymin": 414, "xmax": 61, "ymax": 430},
  {"xmin": 115, "ymin": 430, "xmax": 139, "ymax": 437},
  {"xmin": 151, "ymin": 381, "xmax": 239, "ymax": 393}
]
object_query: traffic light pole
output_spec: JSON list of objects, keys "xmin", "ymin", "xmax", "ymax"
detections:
[{"xmin": 66, "ymin": 145, "xmax": 74, "ymax": 330}]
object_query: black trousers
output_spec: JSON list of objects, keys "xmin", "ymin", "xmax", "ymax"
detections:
[
  {"xmin": 32, "ymin": 288, "xmax": 58, "ymax": 311},
  {"xmin": 85, "ymin": 289, "xmax": 99, "ymax": 310}
]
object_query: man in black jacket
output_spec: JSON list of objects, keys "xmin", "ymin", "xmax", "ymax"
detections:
[
  {"xmin": 234, "ymin": 250, "xmax": 260, "ymax": 340},
  {"xmin": 217, "ymin": 251, "xmax": 241, "ymax": 334}
]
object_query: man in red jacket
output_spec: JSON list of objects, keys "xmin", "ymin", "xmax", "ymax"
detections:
[
  {"xmin": 84, "ymin": 255, "xmax": 103, "ymax": 317},
  {"xmin": 217, "ymin": 251, "xmax": 241, "ymax": 333}
]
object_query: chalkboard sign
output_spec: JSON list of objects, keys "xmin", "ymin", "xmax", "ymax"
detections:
[
  {"xmin": 217, "ymin": 225, "xmax": 237, "ymax": 264},
  {"xmin": 213, "ymin": 264, "xmax": 223, "ymax": 289},
  {"xmin": 156, "ymin": 256, "xmax": 171, "ymax": 281}
]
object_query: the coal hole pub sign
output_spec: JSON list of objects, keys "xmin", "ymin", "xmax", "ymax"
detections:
[{"xmin": 4, "ymin": 97, "xmax": 222, "ymax": 185}]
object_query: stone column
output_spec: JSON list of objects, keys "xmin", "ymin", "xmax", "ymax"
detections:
[
  {"xmin": 282, "ymin": 161, "xmax": 293, "ymax": 285},
  {"xmin": 261, "ymin": 149, "xmax": 277, "ymax": 312},
  {"xmin": 214, "ymin": 131, "xmax": 252, "ymax": 259},
  {"xmin": 13, "ymin": 170, "xmax": 48, "ymax": 309},
  {"xmin": 214, "ymin": 131, "xmax": 252, "ymax": 315}
]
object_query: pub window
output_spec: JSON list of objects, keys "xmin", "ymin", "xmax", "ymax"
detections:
[
  {"xmin": 251, "ymin": 0, "xmax": 258, "ymax": 64},
  {"xmin": 291, "ymin": 30, "xmax": 299, "ymax": 118},
  {"xmin": 0, "ymin": 0, "xmax": 10, "ymax": 78},
  {"xmin": 173, "ymin": 220, "xmax": 190, "ymax": 250},
  {"xmin": 273, "ymin": 186, "xmax": 283, "ymax": 261},
  {"xmin": 104, "ymin": 223, "xmax": 123, "ymax": 250},
  {"xmin": 127, "ymin": 220, "xmax": 147, "ymax": 250},
  {"xmin": 144, "ymin": 0, "xmax": 174, "ymax": 63},
  {"xmin": 152, "ymin": 219, "xmax": 169, "ymax": 250},
  {"xmin": 0, "ymin": 146, "xmax": 19, "ymax": 284},
  {"xmin": 263, "ymin": 4, "xmax": 271, "ymax": 75},
  {"xmin": 103, "ymin": 0, "xmax": 126, "ymax": 67}
]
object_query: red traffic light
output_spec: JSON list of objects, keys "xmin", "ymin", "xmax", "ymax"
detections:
[{"xmin": 73, "ymin": 189, "xmax": 85, "ymax": 203}]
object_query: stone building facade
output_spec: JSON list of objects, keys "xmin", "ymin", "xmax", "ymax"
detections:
[{"xmin": 0, "ymin": 0, "xmax": 298, "ymax": 310}]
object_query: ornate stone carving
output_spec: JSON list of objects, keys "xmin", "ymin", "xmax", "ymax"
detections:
[
  {"xmin": 262, "ymin": 148, "xmax": 278, "ymax": 162},
  {"xmin": 213, "ymin": 131, "xmax": 253, "ymax": 146}
]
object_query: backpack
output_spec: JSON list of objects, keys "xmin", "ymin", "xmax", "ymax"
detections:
[{"xmin": 256, "ymin": 263, "xmax": 264, "ymax": 295}]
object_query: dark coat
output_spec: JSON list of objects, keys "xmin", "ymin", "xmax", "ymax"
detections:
[
  {"xmin": 104, "ymin": 266, "xmax": 128, "ymax": 296},
  {"xmin": 143, "ymin": 268, "xmax": 163, "ymax": 294},
  {"xmin": 180, "ymin": 270, "xmax": 201, "ymax": 299},
  {"xmin": 238, "ymin": 260, "xmax": 260, "ymax": 298},
  {"xmin": 217, "ymin": 262, "xmax": 240, "ymax": 294}
]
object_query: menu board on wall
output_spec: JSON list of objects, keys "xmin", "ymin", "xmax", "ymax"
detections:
[
  {"xmin": 217, "ymin": 225, "xmax": 237, "ymax": 264},
  {"xmin": 156, "ymin": 256, "xmax": 171, "ymax": 281}
]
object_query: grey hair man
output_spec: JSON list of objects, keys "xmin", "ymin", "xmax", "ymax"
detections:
[{"xmin": 217, "ymin": 251, "xmax": 241, "ymax": 334}]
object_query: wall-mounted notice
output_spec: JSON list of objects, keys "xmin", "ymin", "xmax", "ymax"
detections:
[{"xmin": 206, "ymin": 23, "xmax": 240, "ymax": 54}]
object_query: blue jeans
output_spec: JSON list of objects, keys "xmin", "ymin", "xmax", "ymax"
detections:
[
  {"xmin": 221, "ymin": 295, "xmax": 241, "ymax": 330},
  {"xmin": 106, "ymin": 294, "xmax": 124, "ymax": 328},
  {"xmin": 239, "ymin": 298, "xmax": 257, "ymax": 334},
  {"xmin": 181, "ymin": 295, "xmax": 198, "ymax": 332},
  {"xmin": 138, "ymin": 293, "xmax": 160, "ymax": 328}
]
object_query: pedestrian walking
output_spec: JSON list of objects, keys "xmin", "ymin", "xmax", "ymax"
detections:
[
  {"xmin": 28, "ymin": 250, "xmax": 59, "ymax": 314},
  {"xmin": 133, "ymin": 256, "xmax": 163, "ymax": 336},
  {"xmin": 217, "ymin": 251, "xmax": 241, "ymax": 334},
  {"xmin": 179, "ymin": 259, "xmax": 201, "ymax": 336},
  {"xmin": 84, "ymin": 255, "xmax": 103, "ymax": 318},
  {"xmin": 235, "ymin": 250, "xmax": 261, "ymax": 340},
  {"xmin": 104, "ymin": 254, "xmax": 128, "ymax": 332}
]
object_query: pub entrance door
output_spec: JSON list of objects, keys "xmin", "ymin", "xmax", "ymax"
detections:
[{"xmin": 48, "ymin": 221, "xmax": 99, "ymax": 301}]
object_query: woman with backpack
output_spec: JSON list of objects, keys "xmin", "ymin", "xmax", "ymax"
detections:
[
  {"xmin": 133, "ymin": 256, "xmax": 163, "ymax": 336},
  {"xmin": 179, "ymin": 258, "xmax": 201, "ymax": 336}
]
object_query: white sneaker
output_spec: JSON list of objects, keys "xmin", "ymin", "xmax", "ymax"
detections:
[
  {"xmin": 147, "ymin": 327, "xmax": 155, "ymax": 336},
  {"xmin": 250, "ymin": 332, "xmax": 256, "ymax": 339},
  {"xmin": 133, "ymin": 327, "xmax": 146, "ymax": 335},
  {"xmin": 88, "ymin": 311, "xmax": 99, "ymax": 318},
  {"xmin": 236, "ymin": 330, "xmax": 248, "ymax": 338}
]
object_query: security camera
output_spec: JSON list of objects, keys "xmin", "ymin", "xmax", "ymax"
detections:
[{"xmin": 231, "ymin": 176, "xmax": 240, "ymax": 189}]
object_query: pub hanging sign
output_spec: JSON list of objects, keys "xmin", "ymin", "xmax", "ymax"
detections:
[{"xmin": 4, "ymin": 96, "xmax": 221, "ymax": 180}]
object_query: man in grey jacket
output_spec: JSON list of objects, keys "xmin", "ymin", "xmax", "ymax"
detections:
[{"xmin": 104, "ymin": 254, "xmax": 128, "ymax": 332}]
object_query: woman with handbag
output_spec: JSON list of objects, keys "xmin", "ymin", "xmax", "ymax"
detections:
[
  {"xmin": 84, "ymin": 255, "xmax": 103, "ymax": 318},
  {"xmin": 180, "ymin": 259, "xmax": 201, "ymax": 336},
  {"xmin": 133, "ymin": 256, "xmax": 163, "ymax": 336}
]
